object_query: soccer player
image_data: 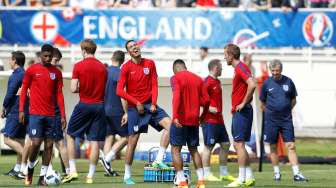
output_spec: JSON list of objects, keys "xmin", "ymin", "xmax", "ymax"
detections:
[
  {"xmin": 259, "ymin": 59, "xmax": 308, "ymax": 182},
  {"xmin": 200, "ymin": 59, "xmax": 235, "ymax": 182},
  {"xmin": 46, "ymin": 47, "xmax": 70, "ymax": 176},
  {"xmin": 117, "ymin": 40, "xmax": 171, "ymax": 184},
  {"xmin": 99, "ymin": 50, "xmax": 128, "ymax": 176},
  {"xmin": 1, "ymin": 51, "xmax": 27, "ymax": 179},
  {"xmin": 170, "ymin": 59, "xmax": 208, "ymax": 188},
  {"xmin": 224, "ymin": 44, "xmax": 256, "ymax": 187},
  {"xmin": 19, "ymin": 44, "xmax": 66, "ymax": 186},
  {"xmin": 63, "ymin": 39, "xmax": 107, "ymax": 184}
]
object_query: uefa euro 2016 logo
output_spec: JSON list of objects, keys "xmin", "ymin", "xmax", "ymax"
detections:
[{"xmin": 302, "ymin": 13, "xmax": 333, "ymax": 47}]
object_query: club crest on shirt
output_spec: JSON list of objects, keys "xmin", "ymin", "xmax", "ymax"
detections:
[
  {"xmin": 210, "ymin": 138, "xmax": 215, "ymax": 145},
  {"xmin": 282, "ymin": 84, "xmax": 289, "ymax": 91},
  {"xmin": 50, "ymin": 73, "xmax": 56, "ymax": 80},
  {"xmin": 32, "ymin": 129, "xmax": 37, "ymax": 136},
  {"xmin": 143, "ymin": 67, "xmax": 150, "ymax": 75}
]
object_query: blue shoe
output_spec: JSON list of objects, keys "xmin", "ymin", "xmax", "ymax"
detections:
[
  {"xmin": 294, "ymin": 173, "xmax": 308, "ymax": 182},
  {"xmin": 124, "ymin": 177, "xmax": 136, "ymax": 185},
  {"xmin": 151, "ymin": 161, "xmax": 169, "ymax": 170}
]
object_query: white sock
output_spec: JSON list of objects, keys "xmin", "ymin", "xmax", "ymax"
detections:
[
  {"xmin": 66, "ymin": 168, "xmax": 70, "ymax": 175},
  {"xmin": 105, "ymin": 150, "xmax": 116, "ymax": 162},
  {"xmin": 124, "ymin": 164, "xmax": 131, "ymax": 180},
  {"xmin": 203, "ymin": 167, "xmax": 211, "ymax": 177},
  {"xmin": 69, "ymin": 159, "xmax": 77, "ymax": 173},
  {"xmin": 155, "ymin": 147, "xmax": 166, "ymax": 162},
  {"xmin": 20, "ymin": 163, "xmax": 27, "ymax": 173},
  {"xmin": 238, "ymin": 167, "xmax": 246, "ymax": 183},
  {"xmin": 14, "ymin": 164, "xmax": 21, "ymax": 172},
  {"xmin": 292, "ymin": 165, "xmax": 300, "ymax": 175},
  {"xmin": 87, "ymin": 164, "xmax": 96, "ymax": 178},
  {"xmin": 177, "ymin": 170, "xmax": 186, "ymax": 183},
  {"xmin": 196, "ymin": 168, "xmax": 204, "ymax": 181},
  {"xmin": 28, "ymin": 161, "xmax": 35, "ymax": 169},
  {"xmin": 246, "ymin": 167, "xmax": 254, "ymax": 179},
  {"xmin": 220, "ymin": 165, "xmax": 228, "ymax": 176},
  {"xmin": 48, "ymin": 164, "xmax": 53, "ymax": 171},
  {"xmin": 273, "ymin": 166, "xmax": 280, "ymax": 174},
  {"xmin": 40, "ymin": 165, "xmax": 48, "ymax": 176}
]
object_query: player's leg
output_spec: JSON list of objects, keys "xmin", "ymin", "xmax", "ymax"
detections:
[
  {"xmin": 123, "ymin": 133, "xmax": 139, "ymax": 184},
  {"xmin": 282, "ymin": 121, "xmax": 308, "ymax": 181},
  {"xmin": 218, "ymin": 142, "xmax": 235, "ymax": 181},
  {"xmin": 37, "ymin": 138, "xmax": 54, "ymax": 186},
  {"xmin": 86, "ymin": 103, "xmax": 107, "ymax": 184},
  {"xmin": 187, "ymin": 126, "xmax": 204, "ymax": 188},
  {"xmin": 3, "ymin": 137, "xmax": 24, "ymax": 177},
  {"xmin": 201, "ymin": 123, "xmax": 218, "ymax": 181},
  {"xmin": 170, "ymin": 123, "xmax": 186, "ymax": 187},
  {"xmin": 226, "ymin": 106, "xmax": 254, "ymax": 187},
  {"xmin": 100, "ymin": 116, "xmax": 117, "ymax": 175},
  {"xmin": 103, "ymin": 135, "xmax": 115, "ymax": 155},
  {"xmin": 55, "ymin": 140, "xmax": 70, "ymax": 175},
  {"xmin": 264, "ymin": 120, "xmax": 281, "ymax": 181},
  {"xmin": 62, "ymin": 103, "xmax": 88, "ymax": 183},
  {"xmin": 153, "ymin": 107, "xmax": 172, "ymax": 169}
]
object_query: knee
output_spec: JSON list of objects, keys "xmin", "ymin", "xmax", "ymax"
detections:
[
  {"xmin": 233, "ymin": 141, "xmax": 244, "ymax": 150},
  {"xmin": 286, "ymin": 142, "xmax": 296, "ymax": 151}
]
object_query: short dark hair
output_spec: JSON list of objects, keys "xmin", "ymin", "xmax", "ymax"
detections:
[
  {"xmin": 173, "ymin": 59, "xmax": 186, "ymax": 68},
  {"xmin": 41, "ymin": 44, "xmax": 54, "ymax": 53},
  {"xmin": 112, "ymin": 50, "xmax": 125, "ymax": 65},
  {"xmin": 11, "ymin": 51, "xmax": 25, "ymax": 67},
  {"xmin": 125, "ymin": 40, "xmax": 136, "ymax": 51},
  {"xmin": 200, "ymin": 46, "xmax": 208, "ymax": 53},
  {"xmin": 208, "ymin": 59, "xmax": 220, "ymax": 71},
  {"xmin": 53, "ymin": 48, "xmax": 62, "ymax": 59},
  {"xmin": 80, "ymin": 39, "xmax": 97, "ymax": 54},
  {"xmin": 224, "ymin": 44, "xmax": 240, "ymax": 60}
]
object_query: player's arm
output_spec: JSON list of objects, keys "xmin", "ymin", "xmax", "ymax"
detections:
[
  {"xmin": 259, "ymin": 82, "xmax": 267, "ymax": 112},
  {"xmin": 19, "ymin": 69, "xmax": 32, "ymax": 124},
  {"xmin": 2, "ymin": 76, "xmax": 20, "ymax": 116},
  {"xmin": 150, "ymin": 62, "xmax": 158, "ymax": 107},
  {"xmin": 70, "ymin": 79, "xmax": 79, "ymax": 93},
  {"xmin": 56, "ymin": 72, "xmax": 67, "ymax": 129},
  {"xmin": 121, "ymin": 98, "xmax": 128, "ymax": 126},
  {"xmin": 236, "ymin": 67, "xmax": 256, "ymax": 112},
  {"xmin": 171, "ymin": 76, "xmax": 182, "ymax": 127},
  {"xmin": 290, "ymin": 80, "xmax": 298, "ymax": 110}
]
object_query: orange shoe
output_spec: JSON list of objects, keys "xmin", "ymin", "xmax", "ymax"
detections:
[
  {"xmin": 197, "ymin": 180, "xmax": 205, "ymax": 188},
  {"xmin": 176, "ymin": 181, "xmax": 189, "ymax": 188}
]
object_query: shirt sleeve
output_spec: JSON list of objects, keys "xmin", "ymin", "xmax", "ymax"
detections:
[
  {"xmin": 171, "ymin": 76, "xmax": 181, "ymax": 120},
  {"xmin": 56, "ymin": 71, "xmax": 66, "ymax": 119},
  {"xmin": 151, "ymin": 61, "xmax": 158, "ymax": 106},
  {"xmin": 116, "ymin": 65, "xmax": 140, "ymax": 105},
  {"xmin": 3, "ymin": 75, "xmax": 20, "ymax": 110},
  {"xmin": 19, "ymin": 68, "xmax": 32, "ymax": 112},
  {"xmin": 259, "ymin": 81, "xmax": 267, "ymax": 102},
  {"xmin": 290, "ymin": 79, "xmax": 298, "ymax": 99},
  {"xmin": 236, "ymin": 65, "xmax": 252, "ymax": 82},
  {"xmin": 200, "ymin": 79, "xmax": 210, "ymax": 107}
]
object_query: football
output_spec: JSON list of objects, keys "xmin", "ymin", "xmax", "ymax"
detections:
[
  {"xmin": 173, "ymin": 173, "xmax": 191, "ymax": 186},
  {"xmin": 44, "ymin": 170, "xmax": 61, "ymax": 186}
]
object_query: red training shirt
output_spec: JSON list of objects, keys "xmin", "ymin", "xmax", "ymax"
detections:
[
  {"xmin": 19, "ymin": 63, "xmax": 65, "ymax": 118},
  {"xmin": 117, "ymin": 58, "xmax": 158, "ymax": 107},
  {"xmin": 232, "ymin": 62, "xmax": 252, "ymax": 113},
  {"xmin": 201, "ymin": 76, "xmax": 224, "ymax": 124},
  {"xmin": 72, "ymin": 57, "xmax": 107, "ymax": 104},
  {"xmin": 170, "ymin": 70, "xmax": 209, "ymax": 126}
]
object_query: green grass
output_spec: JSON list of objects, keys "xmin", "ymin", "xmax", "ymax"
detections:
[
  {"xmin": 0, "ymin": 155, "xmax": 335, "ymax": 187},
  {"xmin": 296, "ymin": 138, "xmax": 336, "ymax": 157}
]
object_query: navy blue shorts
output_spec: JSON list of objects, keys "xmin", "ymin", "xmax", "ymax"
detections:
[
  {"xmin": 29, "ymin": 115, "xmax": 56, "ymax": 139},
  {"xmin": 202, "ymin": 123, "xmax": 229, "ymax": 146},
  {"xmin": 231, "ymin": 104, "xmax": 253, "ymax": 142},
  {"xmin": 106, "ymin": 115, "xmax": 128, "ymax": 137},
  {"xmin": 170, "ymin": 124, "xmax": 199, "ymax": 147},
  {"xmin": 53, "ymin": 115, "xmax": 64, "ymax": 141},
  {"xmin": 2, "ymin": 113, "xmax": 26, "ymax": 139},
  {"xmin": 127, "ymin": 103, "xmax": 169, "ymax": 135},
  {"xmin": 264, "ymin": 119, "xmax": 295, "ymax": 144},
  {"xmin": 67, "ymin": 102, "xmax": 106, "ymax": 141}
]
